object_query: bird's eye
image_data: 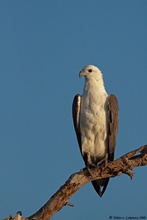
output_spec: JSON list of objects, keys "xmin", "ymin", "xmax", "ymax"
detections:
[{"xmin": 88, "ymin": 69, "xmax": 92, "ymax": 73}]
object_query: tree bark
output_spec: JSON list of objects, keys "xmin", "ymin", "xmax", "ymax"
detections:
[{"xmin": 4, "ymin": 145, "xmax": 147, "ymax": 220}]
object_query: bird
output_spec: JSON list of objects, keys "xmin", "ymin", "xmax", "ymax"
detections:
[{"xmin": 72, "ymin": 65, "xmax": 119, "ymax": 197}]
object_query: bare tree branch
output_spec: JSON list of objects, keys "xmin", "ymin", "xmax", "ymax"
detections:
[{"xmin": 4, "ymin": 145, "xmax": 147, "ymax": 220}]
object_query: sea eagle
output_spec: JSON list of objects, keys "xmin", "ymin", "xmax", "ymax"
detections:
[{"xmin": 72, "ymin": 65, "xmax": 119, "ymax": 197}]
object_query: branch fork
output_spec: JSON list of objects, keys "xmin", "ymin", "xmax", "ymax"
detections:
[{"xmin": 4, "ymin": 145, "xmax": 147, "ymax": 220}]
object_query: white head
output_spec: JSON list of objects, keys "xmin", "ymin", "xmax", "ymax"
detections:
[{"xmin": 79, "ymin": 65, "xmax": 103, "ymax": 82}]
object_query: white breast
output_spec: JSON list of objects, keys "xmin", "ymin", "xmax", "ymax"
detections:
[{"xmin": 80, "ymin": 80, "xmax": 108, "ymax": 162}]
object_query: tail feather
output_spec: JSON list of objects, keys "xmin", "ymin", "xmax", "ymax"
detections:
[{"xmin": 92, "ymin": 178, "xmax": 110, "ymax": 197}]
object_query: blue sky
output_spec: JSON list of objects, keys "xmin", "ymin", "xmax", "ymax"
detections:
[{"xmin": 0, "ymin": 1, "xmax": 147, "ymax": 219}]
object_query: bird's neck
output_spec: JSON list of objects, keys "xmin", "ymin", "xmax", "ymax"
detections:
[{"xmin": 84, "ymin": 77, "xmax": 106, "ymax": 94}]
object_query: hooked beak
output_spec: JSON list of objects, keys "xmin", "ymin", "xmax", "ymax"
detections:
[{"xmin": 79, "ymin": 70, "xmax": 85, "ymax": 78}]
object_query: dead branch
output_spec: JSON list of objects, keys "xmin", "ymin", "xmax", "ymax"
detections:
[{"xmin": 4, "ymin": 145, "xmax": 147, "ymax": 220}]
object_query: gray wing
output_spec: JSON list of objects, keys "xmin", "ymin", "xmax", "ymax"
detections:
[
  {"xmin": 72, "ymin": 94, "xmax": 82, "ymax": 153},
  {"xmin": 107, "ymin": 94, "xmax": 119, "ymax": 161},
  {"xmin": 92, "ymin": 94, "xmax": 119, "ymax": 197}
]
